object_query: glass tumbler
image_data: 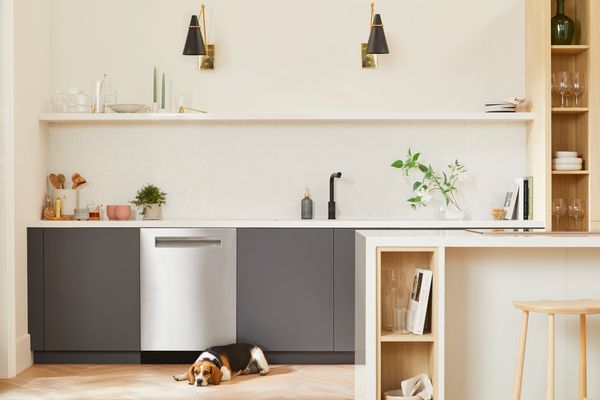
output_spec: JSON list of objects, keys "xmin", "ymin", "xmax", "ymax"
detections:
[{"xmin": 392, "ymin": 307, "xmax": 409, "ymax": 334}]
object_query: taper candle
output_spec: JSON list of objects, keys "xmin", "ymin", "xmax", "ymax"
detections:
[
  {"xmin": 153, "ymin": 67, "xmax": 158, "ymax": 103},
  {"xmin": 161, "ymin": 73, "xmax": 166, "ymax": 110}
]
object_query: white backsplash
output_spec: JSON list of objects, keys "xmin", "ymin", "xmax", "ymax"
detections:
[{"xmin": 48, "ymin": 121, "xmax": 526, "ymax": 220}]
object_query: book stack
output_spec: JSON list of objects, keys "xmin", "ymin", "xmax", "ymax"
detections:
[
  {"xmin": 485, "ymin": 100, "xmax": 518, "ymax": 113},
  {"xmin": 485, "ymin": 97, "xmax": 525, "ymax": 113},
  {"xmin": 503, "ymin": 177, "xmax": 533, "ymax": 220}
]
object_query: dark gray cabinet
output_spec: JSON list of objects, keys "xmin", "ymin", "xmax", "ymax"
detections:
[
  {"xmin": 334, "ymin": 229, "xmax": 355, "ymax": 351},
  {"xmin": 237, "ymin": 228, "xmax": 334, "ymax": 351},
  {"xmin": 30, "ymin": 228, "xmax": 140, "ymax": 352}
]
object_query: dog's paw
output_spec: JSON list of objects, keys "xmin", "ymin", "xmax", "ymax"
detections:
[{"xmin": 259, "ymin": 369, "xmax": 270, "ymax": 376}]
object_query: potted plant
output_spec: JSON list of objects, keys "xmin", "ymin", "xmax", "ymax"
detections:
[
  {"xmin": 131, "ymin": 184, "xmax": 167, "ymax": 220},
  {"xmin": 391, "ymin": 149, "xmax": 467, "ymax": 219}
]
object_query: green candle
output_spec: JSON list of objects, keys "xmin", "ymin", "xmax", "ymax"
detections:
[
  {"xmin": 153, "ymin": 67, "xmax": 157, "ymax": 103},
  {"xmin": 161, "ymin": 73, "xmax": 165, "ymax": 109}
]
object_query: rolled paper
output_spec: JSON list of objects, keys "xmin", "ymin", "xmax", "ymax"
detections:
[
  {"xmin": 161, "ymin": 73, "xmax": 166, "ymax": 109},
  {"xmin": 153, "ymin": 67, "xmax": 158, "ymax": 103}
]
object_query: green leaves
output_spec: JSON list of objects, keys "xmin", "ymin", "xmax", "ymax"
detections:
[{"xmin": 390, "ymin": 149, "xmax": 466, "ymax": 211}]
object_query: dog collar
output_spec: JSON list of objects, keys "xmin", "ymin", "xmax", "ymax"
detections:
[{"xmin": 199, "ymin": 351, "xmax": 223, "ymax": 369}]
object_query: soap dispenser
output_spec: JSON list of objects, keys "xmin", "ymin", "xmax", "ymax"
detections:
[{"xmin": 301, "ymin": 188, "xmax": 313, "ymax": 219}]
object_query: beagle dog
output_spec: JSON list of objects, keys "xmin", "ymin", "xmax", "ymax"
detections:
[{"xmin": 174, "ymin": 343, "xmax": 270, "ymax": 387}]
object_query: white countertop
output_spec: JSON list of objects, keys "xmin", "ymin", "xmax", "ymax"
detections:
[
  {"xmin": 357, "ymin": 229, "xmax": 600, "ymax": 247},
  {"xmin": 27, "ymin": 219, "xmax": 545, "ymax": 229}
]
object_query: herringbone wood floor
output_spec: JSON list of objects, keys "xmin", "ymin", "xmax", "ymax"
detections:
[{"xmin": 0, "ymin": 364, "xmax": 353, "ymax": 399}]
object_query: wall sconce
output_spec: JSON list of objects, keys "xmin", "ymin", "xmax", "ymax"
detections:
[
  {"xmin": 361, "ymin": 2, "xmax": 389, "ymax": 69},
  {"xmin": 183, "ymin": 4, "xmax": 215, "ymax": 70}
]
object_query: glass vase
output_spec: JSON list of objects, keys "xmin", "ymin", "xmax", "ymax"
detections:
[{"xmin": 551, "ymin": 0, "xmax": 575, "ymax": 45}]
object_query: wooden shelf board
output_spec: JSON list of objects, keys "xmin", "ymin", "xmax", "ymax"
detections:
[
  {"xmin": 551, "ymin": 107, "xmax": 589, "ymax": 114},
  {"xmin": 38, "ymin": 112, "xmax": 536, "ymax": 123},
  {"xmin": 551, "ymin": 45, "xmax": 589, "ymax": 55},
  {"xmin": 380, "ymin": 330, "xmax": 435, "ymax": 343},
  {"xmin": 552, "ymin": 170, "xmax": 589, "ymax": 175}
]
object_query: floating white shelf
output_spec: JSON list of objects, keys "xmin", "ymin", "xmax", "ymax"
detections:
[{"xmin": 38, "ymin": 112, "xmax": 535, "ymax": 123}]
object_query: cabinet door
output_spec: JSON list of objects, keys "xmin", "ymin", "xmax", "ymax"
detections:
[
  {"xmin": 237, "ymin": 228, "xmax": 334, "ymax": 351},
  {"xmin": 27, "ymin": 228, "xmax": 44, "ymax": 351},
  {"xmin": 43, "ymin": 228, "xmax": 140, "ymax": 351},
  {"xmin": 334, "ymin": 229, "xmax": 355, "ymax": 351}
]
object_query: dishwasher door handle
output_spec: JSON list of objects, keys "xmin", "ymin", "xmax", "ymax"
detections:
[{"xmin": 154, "ymin": 236, "xmax": 222, "ymax": 248}]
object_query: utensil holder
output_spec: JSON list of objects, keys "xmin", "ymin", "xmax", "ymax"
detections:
[{"xmin": 55, "ymin": 189, "xmax": 78, "ymax": 216}]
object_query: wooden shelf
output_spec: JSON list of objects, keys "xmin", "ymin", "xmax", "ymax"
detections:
[
  {"xmin": 551, "ymin": 45, "xmax": 589, "ymax": 55},
  {"xmin": 551, "ymin": 107, "xmax": 589, "ymax": 114},
  {"xmin": 380, "ymin": 330, "xmax": 434, "ymax": 342},
  {"xmin": 38, "ymin": 112, "xmax": 536, "ymax": 123},
  {"xmin": 552, "ymin": 170, "xmax": 589, "ymax": 175}
]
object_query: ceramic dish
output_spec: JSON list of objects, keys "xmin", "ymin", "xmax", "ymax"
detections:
[
  {"xmin": 554, "ymin": 151, "xmax": 578, "ymax": 158},
  {"xmin": 108, "ymin": 104, "xmax": 146, "ymax": 113},
  {"xmin": 383, "ymin": 390, "xmax": 420, "ymax": 400},
  {"xmin": 552, "ymin": 157, "xmax": 582, "ymax": 164},
  {"xmin": 553, "ymin": 164, "xmax": 583, "ymax": 171}
]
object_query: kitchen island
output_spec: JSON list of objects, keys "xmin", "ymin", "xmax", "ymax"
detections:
[{"xmin": 355, "ymin": 230, "xmax": 600, "ymax": 400}]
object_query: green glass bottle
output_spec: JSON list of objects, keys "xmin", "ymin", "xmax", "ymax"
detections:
[{"xmin": 551, "ymin": 0, "xmax": 575, "ymax": 45}]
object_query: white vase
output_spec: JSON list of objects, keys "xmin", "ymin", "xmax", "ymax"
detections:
[{"xmin": 143, "ymin": 204, "xmax": 162, "ymax": 220}]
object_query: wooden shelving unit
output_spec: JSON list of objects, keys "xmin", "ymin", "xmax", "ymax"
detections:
[
  {"xmin": 376, "ymin": 248, "xmax": 438, "ymax": 400},
  {"xmin": 526, "ymin": 0, "xmax": 598, "ymax": 232}
]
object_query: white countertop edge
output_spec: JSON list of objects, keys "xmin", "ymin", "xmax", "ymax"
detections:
[
  {"xmin": 26, "ymin": 219, "xmax": 545, "ymax": 229},
  {"xmin": 357, "ymin": 229, "xmax": 600, "ymax": 247}
]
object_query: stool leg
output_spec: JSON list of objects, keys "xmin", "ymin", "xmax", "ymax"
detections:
[
  {"xmin": 547, "ymin": 313, "xmax": 555, "ymax": 400},
  {"xmin": 513, "ymin": 310, "xmax": 529, "ymax": 400},
  {"xmin": 579, "ymin": 314, "xmax": 587, "ymax": 400}
]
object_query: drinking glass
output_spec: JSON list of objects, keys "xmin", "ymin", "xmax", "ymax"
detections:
[
  {"xmin": 551, "ymin": 73, "xmax": 559, "ymax": 106},
  {"xmin": 558, "ymin": 71, "xmax": 571, "ymax": 107},
  {"xmin": 392, "ymin": 307, "xmax": 409, "ymax": 334},
  {"xmin": 568, "ymin": 199, "xmax": 585, "ymax": 231},
  {"xmin": 572, "ymin": 72, "xmax": 584, "ymax": 107},
  {"xmin": 552, "ymin": 198, "xmax": 566, "ymax": 231}
]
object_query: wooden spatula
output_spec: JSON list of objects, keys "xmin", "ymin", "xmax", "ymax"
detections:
[{"xmin": 48, "ymin": 174, "xmax": 61, "ymax": 190}]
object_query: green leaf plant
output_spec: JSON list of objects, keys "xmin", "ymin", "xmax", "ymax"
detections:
[{"xmin": 391, "ymin": 149, "xmax": 466, "ymax": 211}]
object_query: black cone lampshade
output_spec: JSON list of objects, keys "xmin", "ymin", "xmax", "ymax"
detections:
[
  {"xmin": 366, "ymin": 14, "xmax": 389, "ymax": 54},
  {"xmin": 183, "ymin": 15, "xmax": 206, "ymax": 56}
]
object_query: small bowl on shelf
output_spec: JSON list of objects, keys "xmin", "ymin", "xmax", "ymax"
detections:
[
  {"xmin": 106, "ymin": 205, "xmax": 118, "ymax": 220},
  {"xmin": 115, "ymin": 205, "xmax": 131, "ymax": 220}
]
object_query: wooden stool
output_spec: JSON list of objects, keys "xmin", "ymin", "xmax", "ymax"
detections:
[{"xmin": 512, "ymin": 299, "xmax": 600, "ymax": 400}]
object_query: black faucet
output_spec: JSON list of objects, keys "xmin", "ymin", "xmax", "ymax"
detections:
[{"xmin": 328, "ymin": 172, "xmax": 342, "ymax": 220}]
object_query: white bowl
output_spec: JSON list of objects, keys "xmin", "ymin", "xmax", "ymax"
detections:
[
  {"xmin": 384, "ymin": 389, "xmax": 420, "ymax": 400},
  {"xmin": 553, "ymin": 157, "xmax": 582, "ymax": 164},
  {"xmin": 108, "ymin": 104, "xmax": 146, "ymax": 113},
  {"xmin": 554, "ymin": 151, "xmax": 578, "ymax": 158},
  {"xmin": 553, "ymin": 164, "xmax": 583, "ymax": 171}
]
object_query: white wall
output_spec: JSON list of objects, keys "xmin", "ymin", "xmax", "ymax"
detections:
[
  {"xmin": 11, "ymin": 0, "xmax": 49, "ymax": 375},
  {"xmin": 47, "ymin": 0, "xmax": 527, "ymax": 220},
  {"xmin": 0, "ymin": 0, "xmax": 15, "ymax": 379}
]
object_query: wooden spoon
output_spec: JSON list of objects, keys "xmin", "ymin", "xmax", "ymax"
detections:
[
  {"xmin": 57, "ymin": 174, "xmax": 65, "ymax": 189},
  {"xmin": 73, "ymin": 175, "xmax": 87, "ymax": 190},
  {"xmin": 48, "ymin": 173, "xmax": 61, "ymax": 190}
]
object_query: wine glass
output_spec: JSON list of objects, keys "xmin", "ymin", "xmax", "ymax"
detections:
[
  {"xmin": 552, "ymin": 198, "xmax": 566, "ymax": 231},
  {"xmin": 568, "ymin": 199, "xmax": 585, "ymax": 231},
  {"xmin": 572, "ymin": 72, "xmax": 584, "ymax": 107},
  {"xmin": 559, "ymin": 71, "xmax": 571, "ymax": 107},
  {"xmin": 551, "ymin": 73, "xmax": 559, "ymax": 106}
]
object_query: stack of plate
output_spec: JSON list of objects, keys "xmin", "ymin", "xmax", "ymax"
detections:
[{"xmin": 553, "ymin": 151, "xmax": 583, "ymax": 171}]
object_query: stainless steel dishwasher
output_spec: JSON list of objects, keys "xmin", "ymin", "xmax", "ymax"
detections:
[{"xmin": 140, "ymin": 228, "xmax": 236, "ymax": 350}]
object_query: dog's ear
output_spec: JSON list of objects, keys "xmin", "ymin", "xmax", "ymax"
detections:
[
  {"xmin": 186, "ymin": 365, "xmax": 196, "ymax": 385},
  {"xmin": 210, "ymin": 365, "xmax": 223, "ymax": 385}
]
